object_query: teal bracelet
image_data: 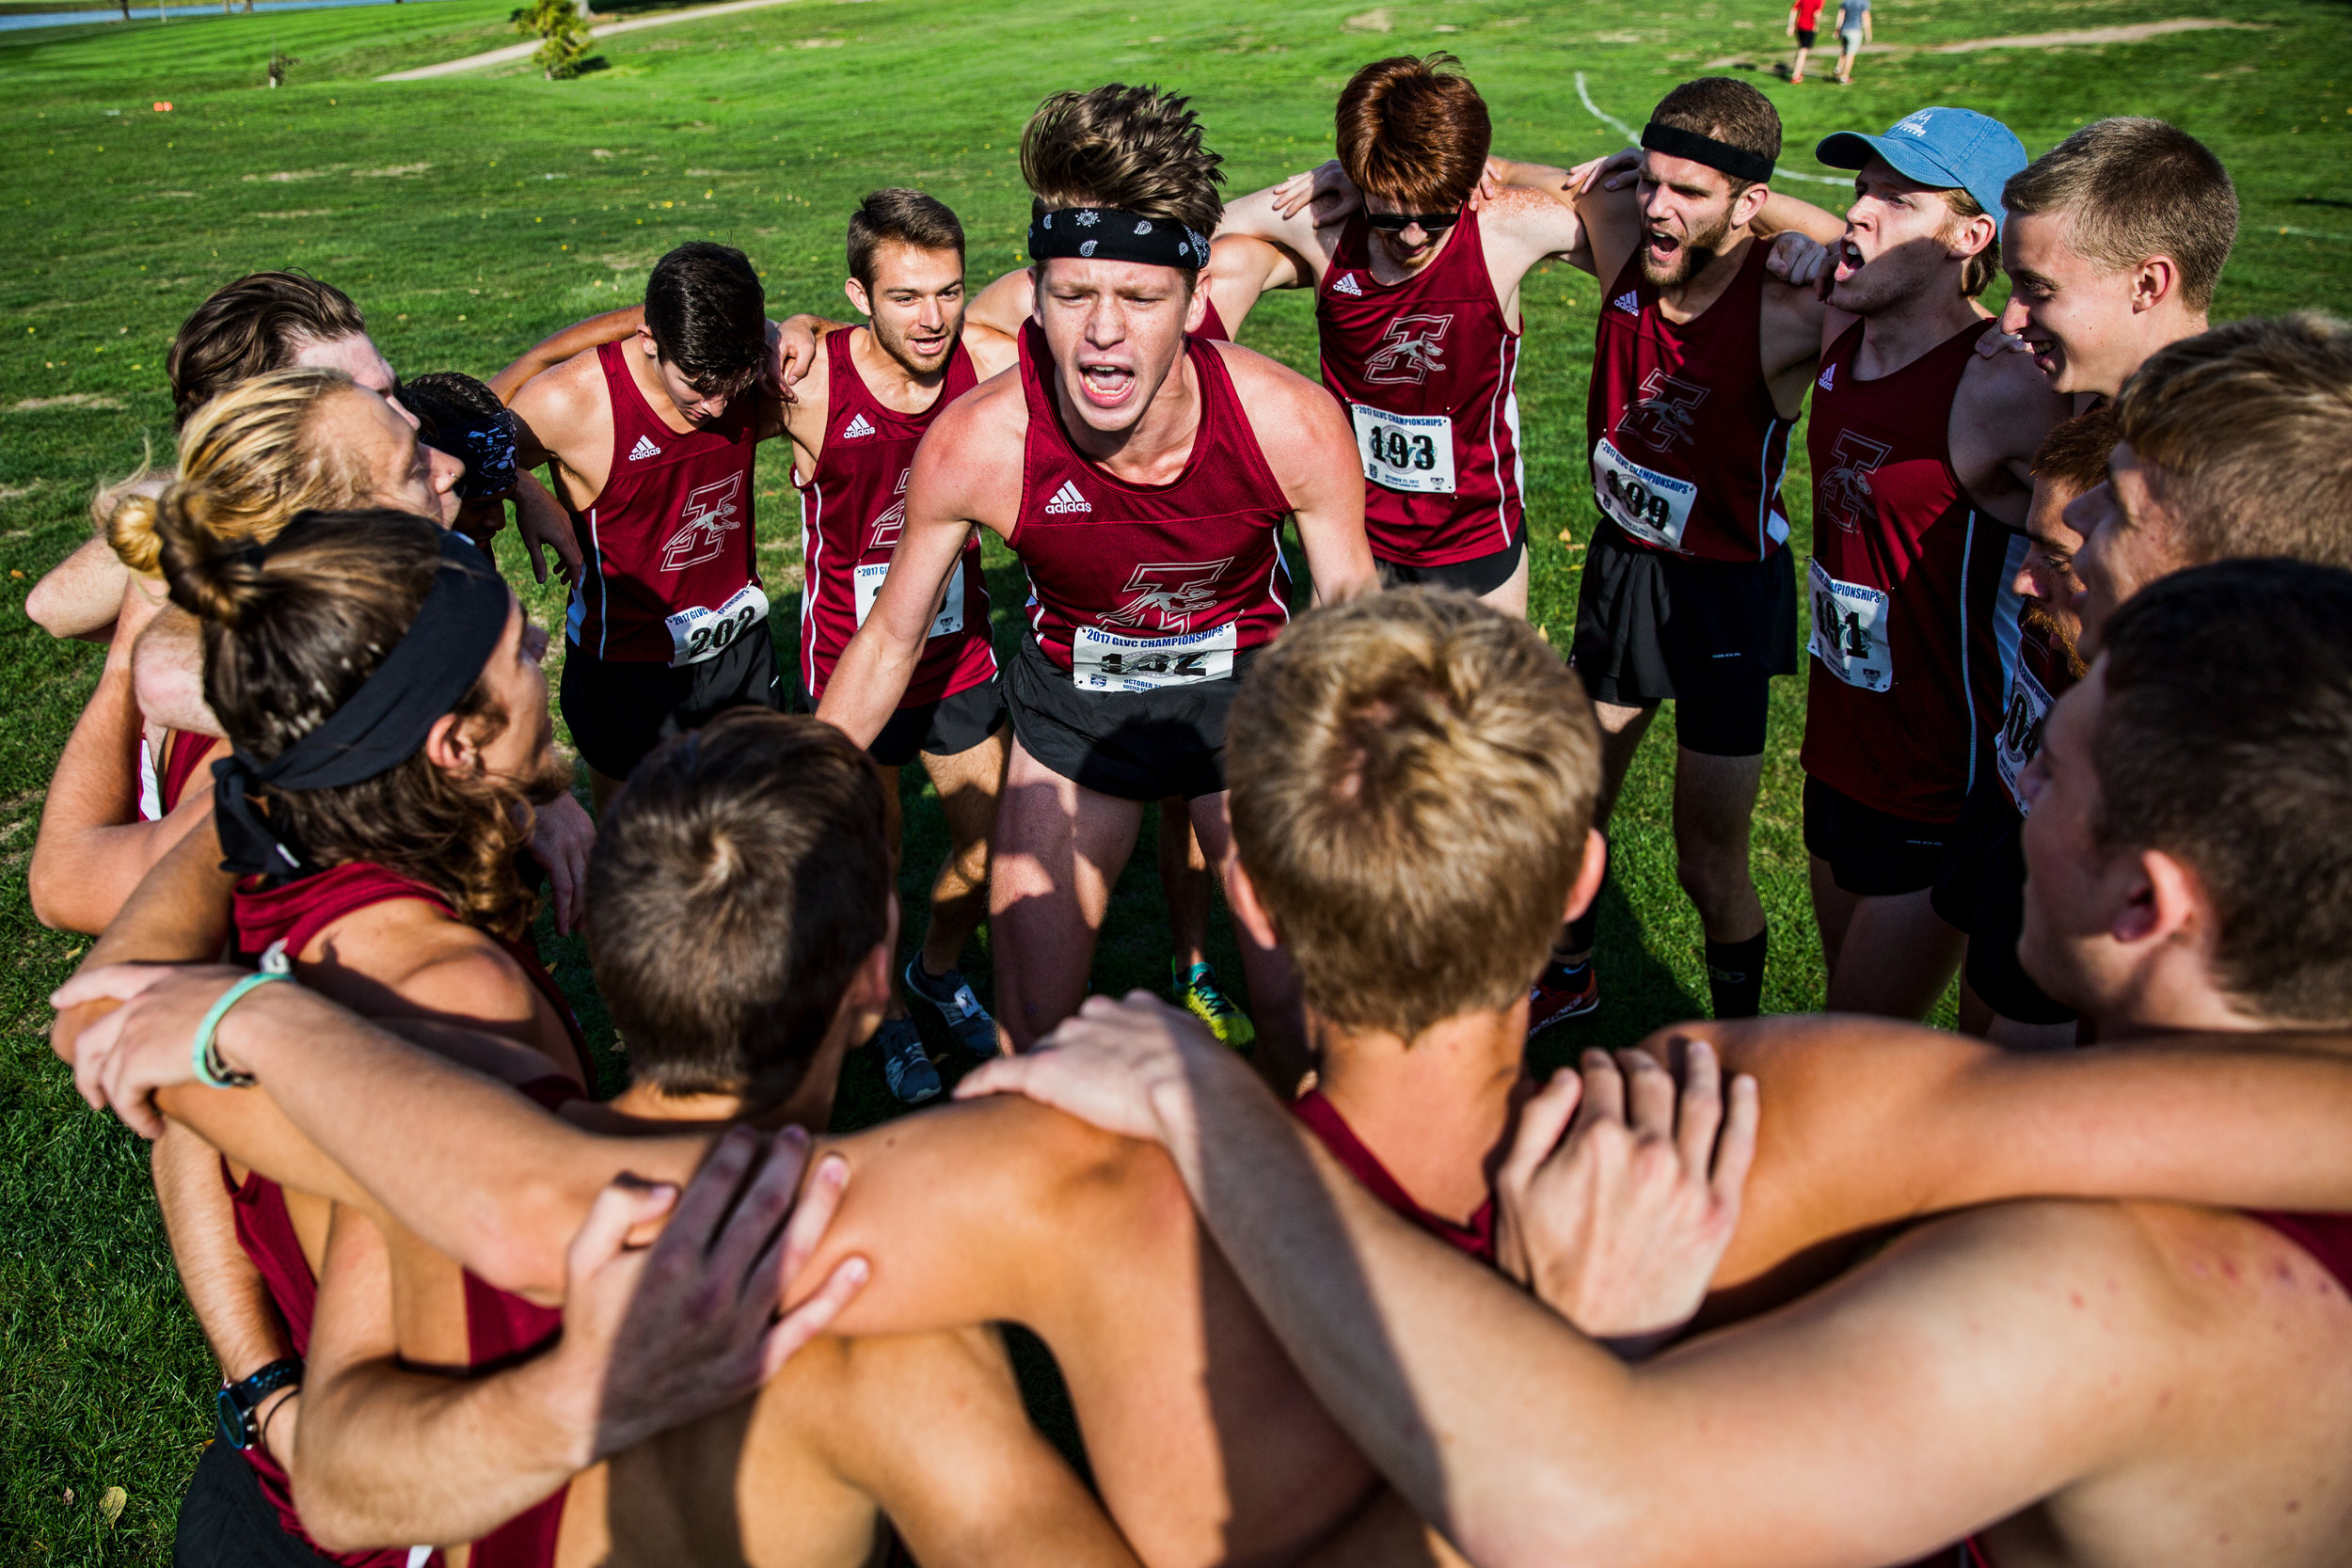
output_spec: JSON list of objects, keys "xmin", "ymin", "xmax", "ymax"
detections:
[{"xmin": 190, "ymin": 972, "xmax": 290, "ymax": 1089}]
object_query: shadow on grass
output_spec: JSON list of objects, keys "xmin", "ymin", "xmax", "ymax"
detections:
[{"xmin": 1524, "ymin": 875, "xmax": 1709, "ymax": 1080}]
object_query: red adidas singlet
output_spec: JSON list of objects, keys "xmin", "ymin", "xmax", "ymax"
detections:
[
  {"xmin": 1009, "ymin": 321, "xmax": 1293, "ymax": 686},
  {"xmin": 137, "ymin": 729, "xmax": 218, "ymax": 821},
  {"xmin": 1195, "ymin": 294, "xmax": 1231, "ymax": 343},
  {"xmin": 1292, "ymin": 1090, "xmax": 1496, "ymax": 1263},
  {"xmin": 1801, "ymin": 320, "xmax": 2015, "ymax": 824},
  {"xmin": 1316, "ymin": 207, "xmax": 1524, "ymax": 569},
  {"xmin": 795, "ymin": 328, "xmax": 994, "ymax": 705},
  {"xmin": 564, "ymin": 340, "xmax": 766, "ymax": 667},
  {"xmin": 1586, "ymin": 240, "xmax": 1794, "ymax": 562}
]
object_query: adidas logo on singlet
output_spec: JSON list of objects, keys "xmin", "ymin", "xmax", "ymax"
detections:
[
  {"xmin": 1611, "ymin": 290, "xmax": 1642, "ymax": 316},
  {"xmin": 841, "ymin": 413, "xmax": 877, "ymax": 439},
  {"xmin": 1043, "ymin": 480, "xmax": 1092, "ymax": 515},
  {"xmin": 1818, "ymin": 364, "xmax": 1836, "ymax": 391},
  {"xmin": 1330, "ymin": 273, "xmax": 1363, "ymax": 297},
  {"xmin": 628, "ymin": 434, "xmax": 662, "ymax": 462}
]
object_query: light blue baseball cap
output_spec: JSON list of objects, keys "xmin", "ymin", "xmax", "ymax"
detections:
[{"xmin": 1816, "ymin": 107, "xmax": 2029, "ymax": 231}]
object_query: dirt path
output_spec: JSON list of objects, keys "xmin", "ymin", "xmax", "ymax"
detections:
[
  {"xmin": 1701, "ymin": 16, "xmax": 2263, "ymax": 69},
  {"xmin": 375, "ymin": 0, "xmax": 806, "ymax": 81}
]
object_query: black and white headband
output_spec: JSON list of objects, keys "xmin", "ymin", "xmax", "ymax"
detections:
[{"xmin": 1027, "ymin": 207, "xmax": 1211, "ymax": 270}]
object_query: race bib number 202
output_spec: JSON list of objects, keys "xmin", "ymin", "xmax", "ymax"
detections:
[
  {"xmin": 664, "ymin": 582, "xmax": 770, "ymax": 669},
  {"xmin": 1071, "ymin": 622, "xmax": 1237, "ymax": 692},
  {"xmin": 1352, "ymin": 404, "xmax": 1456, "ymax": 496}
]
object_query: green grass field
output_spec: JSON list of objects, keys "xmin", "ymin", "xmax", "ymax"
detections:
[{"xmin": 2, "ymin": 0, "xmax": 2348, "ymax": 1557}]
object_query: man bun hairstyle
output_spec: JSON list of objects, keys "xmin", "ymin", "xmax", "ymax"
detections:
[
  {"xmin": 157, "ymin": 507, "xmax": 536, "ymax": 938},
  {"xmin": 848, "ymin": 188, "xmax": 966, "ymax": 291},
  {"xmin": 2114, "ymin": 312, "xmax": 2352, "ymax": 571},
  {"xmin": 2095, "ymin": 561, "xmax": 2352, "ymax": 1024},
  {"xmin": 1021, "ymin": 83, "xmax": 1225, "ymax": 240},
  {"xmin": 588, "ymin": 710, "xmax": 891, "ymax": 1110},
  {"xmin": 167, "ymin": 270, "xmax": 368, "ymax": 429},
  {"xmin": 108, "ymin": 367, "xmax": 373, "ymax": 576},
  {"xmin": 1649, "ymin": 77, "xmax": 1783, "ymax": 193},
  {"xmin": 1227, "ymin": 590, "xmax": 1600, "ymax": 1044},
  {"xmin": 2003, "ymin": 117, "xmax": 2238, "ymax": 311},
  {"xmin": 1335, "ymin": 54, "xmax": 1492, "ymax": 215},
  {"xmin": 643, "ymin": 241, "xmax": 769, "ymax": 400}
]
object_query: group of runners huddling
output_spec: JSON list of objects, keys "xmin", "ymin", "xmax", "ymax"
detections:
[{"xmin": 27, "ymin": 51, "xmax": 2352, "ymax": 1568}]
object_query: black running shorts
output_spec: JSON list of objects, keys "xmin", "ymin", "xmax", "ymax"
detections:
[
  {"xmin": 175, "ymin": 1439, "xmax": 348, "ymax": 1568},
  {"xmin": 1004, "ymin": 632, "xmax": 1252, "ymax": 801},
  {"xmin": 1375, "ymin": 527, "xmax": 1525, "ymax": 598},
  {"xmin": 1803, "ymin": 774, "xmax": 1951, "ymax": 897},
  {"xmin": 799, "ymin": 673, "xmax": 1009, "ymax": 771},
  {"xmin": 1931, "ymin": 778, "xmax": 2077, "ymax": 1025},
  {"xmin": 561, "ymin": 618, "xmax": 780, "ymax": 783},
  {"xmin": 1794, "ymin": 25, "xmax": 1819, "ymax": 46},
  {"xmin": 1569, "ymin": 521, "xmax": 1797, "ymax": 757}
]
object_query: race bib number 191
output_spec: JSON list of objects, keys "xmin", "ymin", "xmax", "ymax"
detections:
[
  {"xmin": 1592, "ymin": 436, "xmax": 1698, "ymax": 552},
  {"xmin": 1807, "ymin": 558, "xmax": 1893, "ymax": 693},
  {"xmin": 855, "ymin": 558, "xmax": 965, "ymax": 640},
  {"xmin": 1351, "ymin": 404, "xmax": 1456, "ymax": 496},
  {"xmin": 1071, "ymin": 622, "xmax": 1237, "ymax": 692},
  {"xmin": 665, "ymin": 582, "xmax": 770, "ymax": 669}
]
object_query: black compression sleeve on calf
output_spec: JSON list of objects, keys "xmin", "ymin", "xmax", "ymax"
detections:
[{"xmin": 1705, "ymin": 930, "xmax": 1769, "ymax": 1020}]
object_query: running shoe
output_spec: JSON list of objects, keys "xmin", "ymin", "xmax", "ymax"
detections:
[
  {"xmin": 904, "ymin": 960, "xmax": 1000, "ymax": 1058},
  {"xmin": 1173, "ymin": 960, "xmax": 1256, "ymax": 1051},
  {"xmin": 1527, "ymin": 958, "xmax": 1600, "ymax": 1038},
  {"xmin": 874, "ymin": 1016, "xmax": 942, "ymax": 1104}
]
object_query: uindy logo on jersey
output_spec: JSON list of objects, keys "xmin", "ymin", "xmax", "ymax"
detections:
[
  {"xmin": 1363, "ymin": 313, "xmax": 1454, "ymax": 386},
  {"xmin": 660, "ymin": 472, "xmax": 745, "ymax": 572},
  {"xmin": 1617, "ymin": 370, "xmax": 1708, "ymax": 452},
  {"xmin": 868, "ymin": 467, "xmax": 913, "ymax": 551},
  {"xmin": 1330, "ymin": 273, "xmax": 1364, "ymax": 297},
  {"xmin": 1043, "ymin": 480, "xmax": 1093, "ymax": 515},
  {"xmin": 1101, "ymin": 558, "xmax": 1234, "ymax": 635},
  {"xmin": 1818, "ymin": 363, "xmax": 1836, "ymax": 392},
  {"xmin": 841, "ymin": 413, "xmax": 877, "ymax": 439},
  {"xmin": 1817, "ymin": 429, "xmax": 1894, "ymax": 532},
  {"xmin": 628, "ymin": 434, "xmax": 664, "ymax": 463},
  {"xmin": 1612, "ymin": 291, "xmax": 1643, "ymax": 316}
]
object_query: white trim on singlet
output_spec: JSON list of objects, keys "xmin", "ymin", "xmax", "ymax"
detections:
[
  {"xmin": 1990, "ymin": 529, "xmax": 2029, "ymax": 737},
  {"xmin": 1757, "ymin": 416, "xmax": 1794, "ymax": 558},
  {"xmin": 798, "ymin": 483, "xmax": 823, "ymax": 694},
  {"xmin": 588, "ymin": 507, "xmax": 609, "ymax": 658},
  {"xmin": 1959, "ymin": 510, "xmax": 1982, "ymax": 793},
  {"xmin": 1492, "ymin": 332, "xmax": 1525, "ymax": 551}
]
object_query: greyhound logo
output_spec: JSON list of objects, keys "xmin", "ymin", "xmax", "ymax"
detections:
[
  {"xmin": 1099, "ymin": 558, "xmax": 1233, "ymax": 635},
  {"xmin": 1363, "ymin": 313, "xmax": 1453, "ymax": 385},
  {"xmin": 660, "ymin": 472, "xmax": 744, "ymax": 572},
  {"xmin": 1615, "ymin": 370, "xmax": 1708, "ymax": 452},
  {"xmin": 867, "ymin": 467, "xmax": 911, "ymax": 553},
  {"xmin": 1817, "ymin": 430, "xmax": 1894, "ymax": 532}
]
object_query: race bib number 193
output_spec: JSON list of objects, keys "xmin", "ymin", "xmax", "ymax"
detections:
[
  {"xmin": 1592, "ymin": 436, "xmax": 1697, "ymax": 552},
  {"xmin": 1807, "ymin": 558, "xmax": 1893, "ymax": 693},
  {"xmin": 1351, "ymin": 404, "xmax": 1456, "ymax": 496},
  {"xmin": 664, "ymin": 582, "xmax": 770, "ymax": 669},
  {"xmin": 1071, "ymin": 622, "xmax": 1237, "ymax": 692},
  {"xmin": 855, "ymin": 558, "xmax": 965, "ymax": 640}
]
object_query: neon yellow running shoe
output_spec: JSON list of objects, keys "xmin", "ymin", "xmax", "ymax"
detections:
[{"xmin": 1173, "ymin": 960, "xmax": 1256, "ymax": 1051}]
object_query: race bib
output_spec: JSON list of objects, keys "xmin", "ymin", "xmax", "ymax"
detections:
[
  {"xmin": 1592, "ymin": 436, "xmax": 1698, "ymax": 552},
  {"xmin": 1994, "ymin": 660, "xmax": 2054, "ymax": 807},
  {"xmin": 664, "ymin": 582, "xmax": 770, "ymax": 669},
  {"xmin": 855, "ymin": 558, "xmax": 965, "ymax": 640},
  {"xmin": 1071, "ymin": 622, "xmax": 1237, "ymax": 692},
  {"xmin": 1807, "ymin": 558, "xmax": 1893, "ymax": 693},
  {"xmin": 1351, "ymin": 404, "xmax": 1456, "ymax": 496}
]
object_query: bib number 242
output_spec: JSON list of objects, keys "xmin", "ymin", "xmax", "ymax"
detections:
[{"xmin": 665, "ymin": 582, "xmax": 770, "ymax": 669}]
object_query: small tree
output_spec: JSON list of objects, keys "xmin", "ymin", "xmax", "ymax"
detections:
[{"xmin": 515, "ymin": 0, "xmax": 592, "ymax": 79}]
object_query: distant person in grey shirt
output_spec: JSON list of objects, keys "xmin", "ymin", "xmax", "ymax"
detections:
[{"xmin": 1835, "ymin": 0, "xmax": 1871, "ymax": 84}]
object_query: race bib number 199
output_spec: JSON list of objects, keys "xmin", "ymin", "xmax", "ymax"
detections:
[
  {"xmin": 1071, "ymin": 623, "xmax": 1237, "ymax": 692},
  {"xmin": 1807, "ymin": 558, "xmax": 1893, "ymax": 693},
  {"xmin": 855, "ymin": 558, "xmax": 965, "ymax": 640},
  {"xmin": 1351, "ymin": 404, "xmax": 1456, "ymax": 496},
  {"xmin": 665, "ymin": 582, "xmax": 770, "ymax": 669},
  {"xmin": 1592, "ymin": 436, "xmax": 1698, "ymax": 552}
]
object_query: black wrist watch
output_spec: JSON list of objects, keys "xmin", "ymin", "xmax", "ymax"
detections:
[{"xmin": 215, "ymin": 1358, "xmax": 302, "ymax": 1451}]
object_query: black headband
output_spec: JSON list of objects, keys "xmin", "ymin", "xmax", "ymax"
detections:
[
  {"xmin": 1027, "ymin": 207, "xmax": 1211, "ymax": 271},
  {"xmin": 212, "ymin": 525, "xmax": 514, "ymax": 879},
  {"xmin": 1640, "ymin": 122, "xmax": 1776, "ymax": 185}
]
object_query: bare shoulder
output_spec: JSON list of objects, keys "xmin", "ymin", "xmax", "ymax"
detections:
[
  {"xmin": 961, "ymin": 322, "xmax": 1022, "ymax": 380},
  {"xmin": 506, "ymin": 346, "xmax": 607, "ymax": 444},
  {"xmin": 1480, "ymin": 184, "xmax": 1582, "ymax": 244},
  {"xmin": 1961, "ymin": 337, "xmax": 2070, "ymax": 425},
  {"xmin": 912, "ymin": 362, "xmax": 1029, "ymax": 520},
  {"xmin": 304, "ymin": 903, "xmax": 545, "ymax": 1037},
  {"xmin": 1214, "ymin": 340, "xmax": 1349, "ymax": 436}
]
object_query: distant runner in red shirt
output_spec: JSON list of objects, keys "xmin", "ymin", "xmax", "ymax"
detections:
[
  {"xmin": 784, "ymin": 189, "xmax": 1019, "ymax": 1103},
  {"xmin": 510, "ymin": 243, "xmax": 786, "ymax": 810},
  {"xmin": 1785, "ymin": 0, "xmax": 1827, "ymax": 83},
  {"xmin": 818, "ymin": 84, "xmax": 1375, "ymax": 1088}
]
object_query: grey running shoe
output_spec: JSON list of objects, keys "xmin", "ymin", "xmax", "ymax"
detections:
[
  {"xmin": 875, "ymin": 1017, "xmax": 941, "ymax": 1103},
  {"xmin": 904, "ymin": 960, "xmax": 1000, "ymax": 1057}
]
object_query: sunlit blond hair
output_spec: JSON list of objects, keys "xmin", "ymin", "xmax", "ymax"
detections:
[
  {"xmin": 1227, "ymin": 590, "xmax": 1600, "ymax": 1043},
  {"xmin": 106, "ymin": 367, "xmax": 373, "ymax": 575}
]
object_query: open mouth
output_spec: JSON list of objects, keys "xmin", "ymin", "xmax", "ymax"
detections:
[
  {"xmin": 1077, "ymin": 360, "xmax": 1136, "ymax": 408},
  {"xmin": 1834, "ymin": 238, "xmax": 1867, "ymax": 284},
  {"xmin": 1645, "ymin": 226, "xmax": 1682, "ymax": 264},
  {"xmin": 907, "ymin": 332, "xmax": 950, "ymax": 357}
]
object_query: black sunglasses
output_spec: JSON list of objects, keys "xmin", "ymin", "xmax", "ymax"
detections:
[{"xmin": 1366, "ymin": 210, "xmax": 1461, "ymax": 233}]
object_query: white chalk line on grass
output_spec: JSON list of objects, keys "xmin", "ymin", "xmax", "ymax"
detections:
[{"xmin": 1573, "ymin": 71, "xmax": 1851, "ymax": 186}]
